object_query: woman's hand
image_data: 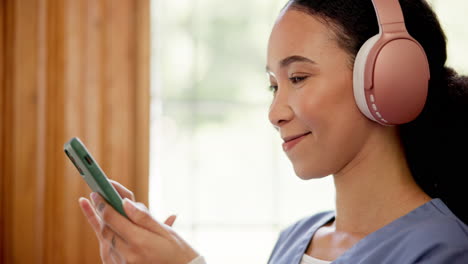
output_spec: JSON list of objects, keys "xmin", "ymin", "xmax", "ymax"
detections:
[{"xmin": 78, "ymin": 180, "xmax": 200, "ymax": 264}]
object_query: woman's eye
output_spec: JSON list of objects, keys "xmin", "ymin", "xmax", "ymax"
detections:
[
  {"xmin": 268, "ymin": 84, "xmax": 278, "ymax": 93},
  {"xmin": 289, "ymin": 76, "xmax": 307, "ymax": 84}
]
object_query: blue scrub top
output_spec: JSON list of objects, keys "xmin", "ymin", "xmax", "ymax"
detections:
[{"xmin": 268, "ymin": 199, "xmax": 468, "ymax": 264}]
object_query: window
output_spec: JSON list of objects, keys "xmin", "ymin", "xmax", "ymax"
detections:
[
  {"xmin": 149, "ymin": 0, "xmax": 468, "ymax": 263},
  {"xmin": 429, "ymin": 0, "xmax": 468, "ymax": 74}
]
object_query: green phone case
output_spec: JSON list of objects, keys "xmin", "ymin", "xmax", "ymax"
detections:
[{"xmin": 64, "ymin": 137, "xmax": 127, "ymax": 217}]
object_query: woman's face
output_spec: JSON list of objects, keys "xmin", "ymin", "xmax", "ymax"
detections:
[{"xmin": 267, "ymin": 9, "xmax": 374, "ymax": 179}]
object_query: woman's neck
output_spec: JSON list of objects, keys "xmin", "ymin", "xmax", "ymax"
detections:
[{"xmin": 331, "ymin": 127, "xmax": 431, "ymax": 236}]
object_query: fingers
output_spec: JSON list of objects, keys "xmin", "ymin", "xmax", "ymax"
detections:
[
  {"xmin": 101, "ymin": 229, "xmax": 119, "ymax": 263},
  {"xmin": 123, "ymin": 198, "xmax": 170, "ymax": 236},
  {"xmin": 90, "ymin": 192, "xmax": 144, "ymax": 243},
  {"xmin": 109, "ymin": 180, "xmax": 135, "ymax": 201},
  {"xmin": 131, "ymin": 202, "xmax": 150, "ymax": 214},
  {"xmin": 79, "ymin": 197, "xmax": 103, "ymax": 240},
  {"xmin": 84, "ymin": 194, "xmax": 195, "ymax": 264},
  {"xmin": 79, "ymin": 197, "xmax": 119, "ymax": 264},
  {"xmin": 110, "ymin": 250, "xmax": 125, "ymax": 264},
  {"xmin": 99, "ymin": 216, "xmax": 152, "ymax": 264},
  {"xmin": 164, "ymin": 215, "xmax": 177, "ymax": 227},
  {"xmin": 79, "ymin": 197, "xmax": 131, "ymax": 264},
  {"xmin": 100, "ymin": 223, "xmax": 128, "ymax": 252}
]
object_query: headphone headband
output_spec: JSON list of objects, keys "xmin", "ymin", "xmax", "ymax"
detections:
[{"xmin": 372, "ymin": 0, "xmax": 405, "ymax": 26}]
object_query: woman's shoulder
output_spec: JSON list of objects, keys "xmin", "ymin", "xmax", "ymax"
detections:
[
  {"xmin": 402, "ymin": 198, "xmax": 468, "ymax": 246},
  {"xmin": 338, "ymin": 199, "xmax": 468, "ymax": 264},
  {"xmin": 368, "ymin": 198, "xmax": 468, "ymax": 250},
  {"xmin": 416, "ymin": 199, "xmax": 467, "ymax": 235},
  {"xmin": 391, "ymin": 211, "xmax": 468, "ymax": 264}
]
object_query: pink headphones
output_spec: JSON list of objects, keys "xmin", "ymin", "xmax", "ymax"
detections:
[{"xmin": 353, "ymin": 0, "xmax": 430, "ymax": 125}]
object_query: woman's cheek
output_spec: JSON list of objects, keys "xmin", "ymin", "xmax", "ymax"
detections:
[{"xmin": 293, "ymin": 86, "xmax": 328, "ymax": 129}]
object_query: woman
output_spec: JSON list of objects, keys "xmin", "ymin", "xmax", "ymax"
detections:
[{"xmin": 79, "ymin": 0, "xmax": 468, "ymax": 263}]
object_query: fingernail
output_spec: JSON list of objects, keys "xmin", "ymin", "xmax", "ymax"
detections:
[
  {"xmin": 136, "ymin": 202, "xmax": 149, "ymax": 212},
  {"xmin": 123, "ymin": 198, "xmax": 136, "ymax": 215},
  {"xmin": 90, "ymin": 192, "xmax": 99, "ymax": 205},
  {"xmin": 97, "ymin": 202, "xmax": 105, "ymax": 212}
]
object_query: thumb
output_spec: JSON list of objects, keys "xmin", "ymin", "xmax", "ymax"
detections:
[{"xmin": 123, "ymin": 198, "xmax": 169, "ymax": 236}]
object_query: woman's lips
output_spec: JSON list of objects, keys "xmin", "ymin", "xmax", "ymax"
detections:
[{"xmin": 282, "ymin": 132, "xmax": 311, "ymax": 152}]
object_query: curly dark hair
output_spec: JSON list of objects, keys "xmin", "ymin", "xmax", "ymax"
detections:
[{"xmin": 286, "ymin": 0, "xmax": 468, "ymax": 224}]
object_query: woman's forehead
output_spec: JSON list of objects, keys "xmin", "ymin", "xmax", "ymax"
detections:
[{"xmin": 267, "ymin": 10, "xmax": 338, "ymax": 69}]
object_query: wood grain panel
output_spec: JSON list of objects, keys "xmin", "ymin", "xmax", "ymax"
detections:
[
  {"xmin": 62, "ymin": 0, "xmax": 88, "ymax": 262},
  {"xmin": 13, "ymin": 0, "xmax": 41, "ymax": 262},
  {"xmin": 0, "ymin": 1, "xmax": 16, "ymax": 263},
  {"xmin": 104, "ymin": 0, "xmax": 136, "ymax": 191},
  {"xmin": 135, "ymin": 0, "xmax": 151, "ymax": 205},
  {"xmin": 0, "ymin": 0, "xmax": 150, "ymax": 262},
  {"xmin": 0, "ymin": 0, "xmax": 3, "ymax": 258}
]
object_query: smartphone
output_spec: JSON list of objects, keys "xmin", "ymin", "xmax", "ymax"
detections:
[{"xmin": 64, "ymin": 137, "xmax": 127, "ymax": 217}]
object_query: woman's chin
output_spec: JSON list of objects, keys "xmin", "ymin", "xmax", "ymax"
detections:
[{"xmin": 293, "ymin": 165, "xmax": 330, "ymax": 180}]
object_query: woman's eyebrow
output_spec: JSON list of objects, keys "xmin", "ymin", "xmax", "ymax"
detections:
[
  {"xmin": 280, "ymin": 55, "xmax": 317, "ymax": 68},
  {"xmin": 266, "ymin": 55, "xmax": 317, "ymax": 72}
]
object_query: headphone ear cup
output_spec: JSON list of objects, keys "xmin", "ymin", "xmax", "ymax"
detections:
[
  {"xmin": 372, "ymin": 39, "xmax": 429, "ymax": 124},
  {"xmin": 353, "ymin": 35, "xmax": 380, "ymax": 122}
]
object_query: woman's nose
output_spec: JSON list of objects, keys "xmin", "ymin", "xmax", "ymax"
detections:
[{"xmin": 268, "ymin": 88, "xmax": 294, "ymax": 129}]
